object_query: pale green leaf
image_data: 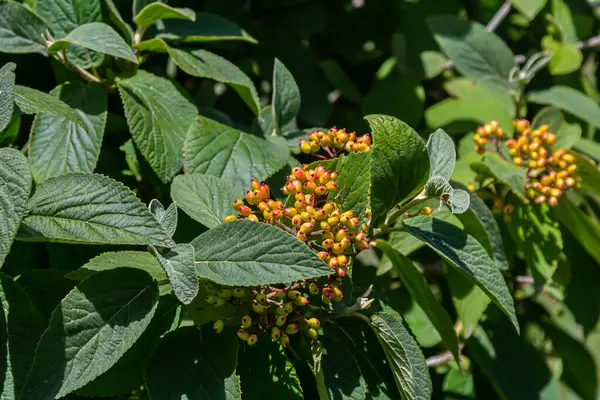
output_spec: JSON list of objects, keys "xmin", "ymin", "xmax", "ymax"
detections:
[
  {"xmin": 21, "ymin": 268, "xmax": 159, "ymax": 399},
  {"xmin": 146, "ymin": 326, "xmax": 241, "ymax": 400},
  {"xmin": 427, "ymin": 15, "xmax": 517, "ymax": 91},
  {"xmin": 29, "ymin": 81, "xmax": 107, "ymax": 183},
  {"xmin": 272, "ymin": 58, "xmax": 301, "ymax": 133},
  {"xmin": 367, "ymin": 114, "xmax": 430, "ymax": 226},
  {"xmin": 320, "ymin": 334, "xmax": 367, "ymax": 400},
  {"xmin": 551, "ymin": 0, "xmax": 578, "ymax": 42},
  {"xmin": 153, "ymin": 243, "xmax": 198, "ymax": 304},
  {"xmin": 171, "ymin": 174, "xmax": 240, "ymax": 229},
  {"xmin": 183, "ymin": 118, "xmax": 290, "ymax": 193},
  {"xmin": 21, "ymin": 173, "xmax": 174, "ymax": 247},
  {"xmin": 542, "ymin": 36, "xmax": 583, "ymax": 75},
  {"xmin": 573, "ymin": 138, "xmax": 600, "ymax": 162},
  {"xmin": 65, "ymin": 251, "xmax": 167, "ymax": 283},
  {"xmin": 572, "ymin": 151, "xmax": 600, "ymax": 197},
  {"xmin": 134, "ymin": 2, "xmax": 195, "ymax": 26},
  {"xmin": 444, "ymin": 78, "xmax": 516, "ymax": 117},
  {"xmin": 448, "ymin": 188, "xmax": 470, "ymax": 214},
  {"xmin": 402, "ymin": 216, "xmax": 519, "ymax": 332},
  {"xmin": 427, "ymin": 128, "xmax": 456, "ymax": 180},
  {"xmin": 335, "ymin": 152, "xmax": 371, "ymax": 221},
  {"xmin": 191, "ymin": 220, "xmax": 331, "ymax": 286},
  {"xmin": 553, "ymin": 195, "xmax": 600, "ymax": 265},
  {"xmin": 0, "ymin": 148, "xmax": 31, "ymax": 267},
  {"xmin": 0, "ymin": 1, "xmax": 49, "ymax": 54},
  {"xmin": 528, "ymin": 86, "xmax": 600, "ymax": 129},
  {"xmin": 512, "ymin": 0, "xmax": 547, "ymax": 20},
  {"xmin": 419, "ymin": 51, "xmax": 448, "ymax": 80},
  {"xmin": 447, "ymin": 267, "xmax": 490, "ymax": 339},
  {"xmin": 375, "ymin": 241, "xmax": 460, "ymax": 362},
  {"xmin": 0, "ymin": 63, "xmax": 16, "ymax": 132},
  {"xmin": 370, "ymin": 312, "xmax": 432, "ymax": 400},
  {"xmin": 148, "ymin": 199, "xmax": 177, "ymax": 237},
  {"xmin": 47, "ymin": 22, "xmax": 138, "ymax": 63},
  {"xmin": 482, "ymin": 152, "xmax": 528, "ymax": 201},
  {"xmin": 14, "ymin": 85, "xmax": 86, "ymax": 127},
  {"xmin": 117, "ymin": 70, "xmax": 198, "ymax": 182}
]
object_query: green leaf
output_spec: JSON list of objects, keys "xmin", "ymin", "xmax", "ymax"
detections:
[
  {"xmin": 532, "ymin": 106, "xmax": 564, "ymax": 133},
  {"xmin": 419, "ymin": 51, "xmax": 448, "ymax": 80},
  {"xmin": 148, "ymin": 199, "xmax": 177, "ymax": 237},
  {"xmin": 528, "ymin": 86, "xmax": 600, "ymax": 129},
  {"xmin": 572, "ymin": 151, "xmax": 600, "ymax": 197},
  {"xmin": 272, "ymin": 59, "xmax": 301, "ymax": 133},
  {"xmin": 238, "ymin": 338, "xmax": 303, "ymax": 399},
  {"xmin": 21, "ymin": 268, "xmax": 159, "ymax": 399},
  {"xmin": 509, "ymin": 202, "xmax": 562, "ymax": 287},
  {"xmin": 370, "ymin": 312, "xmax": 432, "ymax": 400},
  {"xmin": 150, "ymin": 12, "xmax": 257, "ymax": 44},
  {"xmin": 117, "ymin": 70, "xmax": 198, "ymax": 182},
  {"xmin": 14, "ymin": 85, "xmax": 86, "ymax": 127},
  {"xmin": 21, "ymin": 173, "xmax": 174, "ymax": 246},
  {"xmin": 15, "ymin": 269, "xmax": 75, "ymax": 322},
  {"xmin": 335, "ymin": 152, "xmax": 371, "ymax": 222},
  {"xmin": 542, "ymin": 37, "xmax": 583, "ymax": 75},
  {"xmin": 0, "ymin": 112, "xmax": 20, "ymax": 147},
  {"xmin": 153, "ymin": 243, "xmax": 198, "ymax": 304},
  {"xmin": 319, "ymin": 60, "xmax": 362, "ymax": 103},
  {"xmin": 190, "ymin": 220, "xmax": 331, "ymax": 286},
  {"xmin": 444, "ymin": 78, "xmax": 516, "ymax": 117},
  {"xmin": 171, "ymin": 174, "xmax": 240, "ymax": 229},
  {"xmin": 482, "ymin": 152, "xmax": 528, "ymax": 201},
  {"xmin": 554, "ymin": 122, "xmax": 581, "ymax": 150},
  {"xmin": 0, "ymin": 274, "xmax": 45, "ymax": 400},
  {"xmin": 512, "ymin": 0, "xmax": 547, "ymax": 20},
  {"xmin": 442, "ymin": 368, "xmax": 475, "ymax": 399},
  {"xmin": 65, "ymin": 251, "xmax": 168, "ymax": 283},
  {"xmin": 0, "ymin": 148, "xmax": 31, "ymax": 267},
  {"xmin": 166, "ymin": 47, "xmax": 260, "ymax": 115},
  {"xmin": 367, "ymin": 114, "xmax": 430, "ymax": 226},
  {"xmin": 134, "ymin": 2, "xmax": 195, "ymax": 26},
  {"xmin": 573, "ymin": 138, "xmax": 600, "ymax": 162},
  {"xmin": 146, "ymin": 326, "xmax": 241, "ymax": 399},
  {"xmin": 0, "ymin": 1, "xmax": 49, "ymax": 54},
  {"xmin": 551, "ymin": 0, "xmax": 578, "ymax": 42},
  {"xmin": 375, "ymin": 240, "xmax": 460, "ymax": 362},
  {"xmin": 427, "ymin": 129, "xmax": 455, "ymax": 180},
  {"xmin": 47, "ymin": 22, "xmax": 138, "ymax": 63},
  {"xmin": 104, "ymin": 0, "xmax": 134, "ymax": 44},
  {"xmin": 29, "ymin": 81, "xmax": 107, "ymax": 183},
  {"xmin": 320, "ymin": 334, "xmax": 367, "ymax": 400},
  {"xmin": 402, "ymin": 216, "xmax": 519, "ymax": 332},
  {"xmin": 0, "ymin": 63, "xmax": 16, "ymax": 132},
  {"xmin": 447, "ymin": 267, "xmax": 490, "ymax": 339},
  {"xmin": 427, "ymin": 15, "xmax": 517, "ymax": 91},
  {"xmin": 183, "ymin": 118, "xmax": 290, "ymax": 194},
  {"xmin": 553, "ymin": 195, "xmax": 600, "ymax": 265}
]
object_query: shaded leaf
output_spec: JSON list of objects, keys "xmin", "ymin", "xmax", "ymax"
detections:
[
  {"xmin": 553, "ymin": 195, "xmax": 600, "ymax": 265},
  {"xmin": 0, "ymin": 63, "xmax": 16, "ymax": 132},
  {"xmin": 272, "ymin": 59, "xmax": 301, "ymax": 133},
  {"xmin": 320, "ymin": 334, "xmax": 367, "ymax": 400},
  {"xmin": 65, "ymin": 251, "xmax": 167, "ymax": 283},
  {"xmin": 104, "ymin": 0, "xmax": 134, "ymax": 44},
  {"xmin": 153, "ymin": 243, "xmax": 198, "ymax": 304},
  {"xmin": 14, "ymin": 85, "xmax": 86, "ymax": 127},
  {"xmin": 512, "ymin": 0, "xmax": 547, "ymax": 20},
  {"xmin": 447, "ymin": 267, "xmax": 490, "ymax": 339},
  {"xmin": 528, "ymin": 86, "xmax": 600, "ymax": 129},
  {"xmin": 0, "ymin": 1, "xmax": 48, "ymax": 54},
  {"xmin": 134, "ymin": 2, "xmax": 195, "ymax": 26}
]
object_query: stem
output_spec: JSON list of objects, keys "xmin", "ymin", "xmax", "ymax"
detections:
[
  {"xmin": 486, "ymin": 1, "xmax": 511, "ymax": 32},
  {"xmin": 54, "ymin": 51, "xmax": 101, "ymax": 83},
  {"xmin": 382, "ymin": 195, "xmax": 429, "ymax": 228},
  {"xmin": 133, "ymin": 25, "xmax": 147, "ymax": 46},
  {"xmin": 275, "ymin": 220, "xmax": 297, "ymax": 235},
  {"xmin": 426, "ymin": 343, "xmax": 465, "ymax": 367}
]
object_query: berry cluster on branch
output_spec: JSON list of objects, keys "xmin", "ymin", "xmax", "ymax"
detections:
[{"xmin": 299, "ymin": 127, "xmax": 372, "ymax": 158}]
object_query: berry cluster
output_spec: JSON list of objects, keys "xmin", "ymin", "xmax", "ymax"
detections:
[
  {"xmin": 474, "ymin": 120, "xmax": 504, "ymax": 154},
  {"xmin": 299, "ymin": 127, "xmax": 372, "ymax": 158}
]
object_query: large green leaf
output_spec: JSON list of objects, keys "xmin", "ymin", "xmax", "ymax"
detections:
[
  {"xmin": 171, "ymin": 174, "xmax": 240, "ymax": 229},
  {"xmin": 0, "ymin": 63, "xmax": 16, "ymax": 132},
  {"xmin": 104, "ymin": 0, "xmax": 134, "ymax": 44},
  {"xmin": 238, "ymin": 338, "xmax": 303, "ymax": 399},
  {"xmin": 481, "ymin": 152, "xmax": 528, "ymax": 201},
  {"xmin": 447, "ymin": 267, "xmax": 490, "ymax": 339},
  {"xmin": 117, "ymin": 70, "xmax": 198, "ymax": 182},
  {"xmin": 153, "ymin": 243, "xmax": 198, "ymax": 305},
  {"xmin": 427, "ymin": 128, "xmax": 455, "ymax": 180},
  {"xmin": 528, "ymin": 86, "xmax": 600, "ymax": 129},
  {"xmin": 427, "ymin": 15, "xmax": 516, "ymax": 91},
  {"xmin": 183, "ymin": 118, "xmax": 290, "ymax": 193},
  {"xmin": 335, "ymin": 152, "xmax": 371, "ymax": 221},
  {"xmin": 134, "ymin": 2, "xmax": 195, "ymax": 26},
  {"xmin": 65, "ymin": 251, "xmax": 167, "ymax": 283},
  {"xmin": 150, "ymin": 12, "xmax": 257, "ymax": 44},
  {"xmin": 367, "ymin": 114, "xmax": 430, "ymax": 226},
  {"xmin": 320, "ymin": 334, "xmax": 367, "ymax": 400},
  {"xmin": 29, "ymin": 81, "xmax": 107, "ymax": 183},
  {"xmin": 512, "ymin": 0, "xmax": 547, "ymax": 20},
  {"xmin": 0, "ymin": 274, "xmax": 45, "ymax": 400},
  {"xmin": 21, "ymin": 268, "xmax": 159, "ymax": 399},
  {"xmin": 0, "ymin": 1, "xmax": 48, "ymax": 54},
  {"xmin": 402, "ymin": 216, "xmax": 519, "ymax": 332},
  {"xmin": 190, "ymin": 220, "xmax": 331, "ymax": 286},
  {"xmin": 14, "ymin": 85, "xmax": 86, "ymax": 127},
  {"xmin": 0, "ymin": 148, "xmax": 31, "ymax": 267},
  {"xmin": 272, "ymin": 59, "xmax": 301, "ymax": 133},
  {"xmin": 21, "ymin": 173, "xmax": 174, "ymax": 246},
  {"xmin": 47, "ymin": 22, "xmax": 138, "ymax": 63},
  {"xmin": 146, "ymin": 326, "xmax": 241, "ymax": 399},
  {"xmin": 375, "ymin": 241, "xmax": 460, "ymax": 362},
  {"xmin": 444, "ymin": 78, "xmax": 516, "ymax": 117},
  {"xmin": 553, "ymin": 195, "xmax": 600, "ymax": 265},
  {"xmin": 370, "ymin": 312, "xmax": 432, "ymax": 400}
]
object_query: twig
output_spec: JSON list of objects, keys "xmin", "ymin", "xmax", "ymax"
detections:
[
  {"xmin": 515, "ymin": 275, "xmax": 534, "ymax": 284},
  {"xmin": 426, "ymin": 343, "xmax": 465, "ymax": 367},
  {"xmin": 486, "ymin": 1, "xmax": 512, "ymax": 32}
]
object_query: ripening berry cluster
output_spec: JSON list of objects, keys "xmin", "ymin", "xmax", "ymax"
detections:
[
  {"xmin": 474, "ymin": 120, "xmax": 504, "ymax": 153},
  {"xmin": 299, "ymin": 127, "xmax": 371, "ymax": 157},
  {"xmin": 207, "ymin": 280, "xmax": 343, "ymax": 347}
]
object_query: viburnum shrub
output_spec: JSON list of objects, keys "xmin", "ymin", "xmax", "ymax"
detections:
[{"xmin": 3, "ymin": 0, "xmax": 600, "ymax": 399}]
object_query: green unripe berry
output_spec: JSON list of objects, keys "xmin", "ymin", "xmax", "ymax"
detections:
[
  {"xmin": 237, "ymin": 329, "xmax": 250, "ymax": 341},
  {"xmin": 309, "ymin": 283, "xmax": 319, "ymax": 295},
  {"xmin": 307, "ymin": 328, "xmax": 318, "ymax": 340},
  {"xmin": 213, "ymin": 319, "xmax": 224, "ymax": 333},
  {"xmin": 285, "ymin": 323, "xmax": 300, "ymax": 335},
  {"xmin": 247, "ymin": 334, "xmax": 258, "ymax": 346},
  {"xmin": 276, "ymin": 315, "xmax": 287, "ymax": 327},
  {"xmin": 252, "ymin": 303, "xmax": 265, "ymax": 314},
  {"xmin": 219, "ymin": 289, "xmax": 232, "ymax": 299},
  {"xmin": 204, "ymin": 283, "xmax": 216, "ymax": 294},
  {"xmin": 321, "ymin": 294, "xmax": 331, "ymax": 304},
  {"xmin": 241, "ymin": 315, "xmax": 252, "ymax": 329},
  {"xmin": 255, "ymin": 293, "xmax": 266, "ymax": 303},
  {"xmin": 275, "ymin": 307, "xmax": 286, "ymax": 316},
  {"xmin": 275, "ymin": 291, "xmax": 287, "ymax": 301},
  {"xmin": 233, "ymin": 288, "xmax": 245, "ymax": 298},
  {"xmin": 287, "ymin": 290, "xmax": 301, "ymax": 299},
  {"xmin": 215, "ymin": 298, "xmax": 227, "ymax": 307},
  {"xmin": 280, "ymin": 333, "xmax": 290, "ymax": 348},
  {"xmin": 282, "ymin": 302, "xmax": 294, "ymax": 314},
  {"xmin": 295, "ymin": 296, "xmax": 308, "ymax": 307},
  {"xmin": 205, "ymin": 295, "xmax": 218, "ymax": 304},
  {"xmin": 307, "ymin": 318, "xmax": 320, "ymax": 329},
  {"xmin": 271, "ymin": 327, "xmax": 281, "ymax": 341}
]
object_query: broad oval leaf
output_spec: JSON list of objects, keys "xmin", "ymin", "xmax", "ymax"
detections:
[
  {"xmin": 191, "ymin": 220, "xmax": 331, "ymax": 286},
  {"xmin": 481, "ymin": 152, "xmax": 528, "ymax": 201},
  {"xmin": 153, "ymin": 243, "xmax": 198, "ymax": 304},
  {"xmin": 427, "ymin": 128, "xmax": 456, "ymax": 180},
  {"xmin": 65, "ymin": 251, "xmax": 167, "ymax": 283},
  {"xmin": 0, "ymin": 1, "xmax": 48, "ymax": 54},
  {"xmin": 444, "ymin": 78, "xmax": 516, "ymax": 117},
  {"xmin": 272, "ymin": 59, "xmax": 301, "ymax": 133},
  {"xmin": 21, "ymin": 268, "xmax": 159, "ymax": 399},
  {"xmin": 134, "ymin": 3, "xmax": 195, "ymax": 26},
  {"xmin": 0, "ymin": 63, "xmax": 16, "ymax": 132},
  {"xmin": 427, "ymin": 15, "xmax": 516, "ymax": 91},
  {"xmin": 375, "ymin": 241, "xmax": 460, "ymax": 363},
  {"xmin": 171, "ymin": 174, "xmax": 240, "ymax": 229},
  {"xmin": 527, "ymin": 86, "xmax": 600, "ymax": 129},
  {"xmin": 532, "ymin": 106, "xmax": 564, "ymax": 133},
  {"xmin": 21, "ymin": 173, "xmax": 174, "ymax": 247},
  {"xmin": 146, "ymin": 326, "xmax": 241, "ymax": 400},
  {"xmin": 402, "ymin": 216, "xmax": 519, "ymax": 332},
  {"xmin": 14, "ymin": 85, "xmax": 86, "ymax": 127},
  {"xmin": 367, "ymin": 114, "xmax": 430, "ymax": 226},
  {"xmin": 183, "ymin": 118, "xmax": 290, "ymax": 193},
  {"xmin": 542, "ymin": 37, "xmax": 583, "ymax": 75},
  {"xmin": 117, "ymin": 70, "xmax": 198, "ymax": 182},
  {"xmin": 29, "ymin": 81, "xmax": 107, "ymax": 183},
  {"xmin": 370, "ymin": 312, "xmax": 432, "ymax": 400},
  {"xmin": 335, "ymin": 152, "xmax": 371, "ymax": 222},
  {"xmin": 47, "ymin": 22, "xmax": 138, "ymax": 63},
  {"xmin": 320, "ymin": 334, "xmax": 367, "ymax": 400},
  {"xmin": 0, "ymin": 148, "xmax": 31, "ymax": 267}
]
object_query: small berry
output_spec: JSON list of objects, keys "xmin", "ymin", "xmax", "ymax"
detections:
[
  {"xmin": 287, "ymin": 290, "xmax": 301, "ymax": 299},
  {"xmin": 252, "ymin": 303, "xmax": 265, "ymax": 314},
  {"xmin": 237, "ymin": 329, "xmax": 250, "ymax": 341},
  {"xmin": 224, "ymin": 215, "xmax": 238, "ymax": 222},
  {"xmin": 233, "ymin": 288, "xmax": 245, "ymax": 298},
  {"xmin": 271, "ymin": 327, "xmax": 281, "ymax": 341},
  {"xmin": 280, "ymin": 333, "xmax": 290, "ymax": 348},
  {"xmin": 247, "ymin": 334, "xmax": 258, "ymax": 346},
  {"xmin": 307, "ymin": 328, "xmax": 319, "ymax": 340},
  {"xmin": 219, "ymin": 289, "xmax": 232, "ymax": 299},
  {"xmin": 295, "ymin": 296, "xmax": 309, "ymax": 306},
  {"xmin": 307, "ymin": 318, "xmax": 320, "ymax": 329},
  {"xmin": 309, "ymin": 282, "xmax": 320, "ymax": 295},
  {"xmin": 213, "ymin": 319, "xmax": 224, "ymax": 333},
  {"xmin": 241, "ymin": 315, "xmax": 252, "ymax": 329},
  {"xmin": 276, "ymin": 315, "xmax": 287, "ymax": 327},
  {"xmin": 286, "ymin": 323, "xmax": 300, "ymax": 335}
]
